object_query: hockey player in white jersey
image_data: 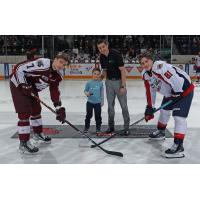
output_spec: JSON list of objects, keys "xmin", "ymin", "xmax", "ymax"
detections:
[{"xmin": 139, "ymin": 53, "xmax": 194, "ymax": 158}]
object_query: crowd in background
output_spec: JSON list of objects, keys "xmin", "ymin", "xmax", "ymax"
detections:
[
  {"xmin": 0, "ymin": 35, "xmax": 41, "ymax": 55},
  {"xmin": 0, "ymin": 35, "xmax": 200, "ymax": 63},
  {"xmin": 173, "ymin": 35, "xmax": 200, "ymax": 55},
  {"xmin": 70, "ymin": 35, "xmax": 167, "ymax": 63}
]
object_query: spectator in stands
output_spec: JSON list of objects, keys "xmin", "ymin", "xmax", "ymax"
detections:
[
  {"xmin": 26, "ymin": 48, "xmax": 37, "ymax": 60},
  {"xmin": 147, "ymin": 47, "xmax": 154, "ymax": 56},
  {"xmin": 0, "ymin": 35, "xmax": 170, "ymax": 62},
  {"xmin": 0, "ymin": 37, "xmax": 4, "ymax": 54},
  {"xmin": 178, "ymin": 64, "xmax": 184, "ymax": 70},
  {"xmin": 126, "ymin": 47, "xmax": 136, "ymax": 59},
  {"xmin": 190, "ymin": 57, "xmax": 196, "ymax": 64}
]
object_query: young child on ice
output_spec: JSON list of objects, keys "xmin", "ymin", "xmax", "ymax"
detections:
[{"xmin": 84, "ymin": 68, "xmax": 104, "ymax": 134}]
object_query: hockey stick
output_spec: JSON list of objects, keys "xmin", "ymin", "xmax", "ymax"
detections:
[
  {"xmin": 90, "ymin": 99, "xmax": 174, "ymax": 148},
  {"xmin": 31, "ymin": 93, "xmax": 123, "ymax": 157},
  {"xmin": 90, "ymin": 83, "xmax": 194, "ymax": 148}
]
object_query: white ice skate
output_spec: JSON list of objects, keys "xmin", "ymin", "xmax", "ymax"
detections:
[
  {"xmin": 165, "ymin": 143, "xmax": 185, "ymax": 158},
  {"xmin": 149, "ymin": 130, "xmax": 165, "ymax": 141},
  {"xmin": 32, "ymin": 133, "xmax": 51, "ymax": 145}
]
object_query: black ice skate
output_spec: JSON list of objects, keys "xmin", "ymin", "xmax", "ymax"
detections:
[
  {"xmin": 33, "ymin": 133, "xmax": 51, "ymax": 144},
  {"xmin": 19, "ymin": 141, "xmax": 39, "ymax": 154},
  {"xmin": 149, "ymin": 130, "xmax": 165, "ymax": 141},
  {"xmin": 165, "ymin": 143, "xmax": 185, "ymax": 158}
]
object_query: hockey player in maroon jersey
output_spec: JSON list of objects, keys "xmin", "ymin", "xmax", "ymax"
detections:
[
  {"xmin": 139, "ymin": 53, "xmax": 194, "ymax": 158},
  {"xmin": 10, "ymin": 52, "xmax": 69, "ymax": 154}
]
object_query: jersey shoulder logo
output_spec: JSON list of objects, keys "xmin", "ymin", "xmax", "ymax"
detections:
[{"xmin": 164, "ymin": 70, "xmax": 173, "ymax": 79}]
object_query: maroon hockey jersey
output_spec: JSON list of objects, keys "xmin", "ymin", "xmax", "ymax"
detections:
[{"xmin": 10, "ymin": 58, "xmax": 63, "ymax": 104}]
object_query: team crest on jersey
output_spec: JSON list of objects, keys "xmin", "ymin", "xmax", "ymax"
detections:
[
  {"xmin": 35, "ymin": 78, "xmax": 49, "ymax": 90},
  {"xmin": 150, "ymin": 77, "xmax": 161, "ymax": 90}
]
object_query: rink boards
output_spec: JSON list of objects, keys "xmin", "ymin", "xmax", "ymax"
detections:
[{"xmin": 0, "ymin": 63, "xmax": 198, "ymax": 80}]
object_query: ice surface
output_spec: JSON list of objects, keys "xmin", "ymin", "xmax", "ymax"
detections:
[{"xmin": 0, "ymin": 80, "xmax": 200, "ymax": 163}]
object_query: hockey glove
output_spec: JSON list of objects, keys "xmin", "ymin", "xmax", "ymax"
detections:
[
  {"xmin": 56, "ymin": 107, "xmax": 66, "ymax": 124},
  {"xmin": 145, "ymin": 105, "xmax": 155, "ymax": 122},
  {"xmin": 19, "ymin": 83, "xmax": 33, "ymax": 97}
]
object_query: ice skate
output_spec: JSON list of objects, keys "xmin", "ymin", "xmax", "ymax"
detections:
[
  {"xmin": 149, "ymin": 130, "xmax": 165, "ymax": 141},
  {"xmin": 19, "ymin": 141, "xmax": 39, "ymax": 154}
]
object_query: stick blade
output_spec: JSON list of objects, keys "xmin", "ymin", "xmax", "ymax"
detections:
[{"xmin": 106, "ymin": 150, "xmax": 123, "ymax": 157}]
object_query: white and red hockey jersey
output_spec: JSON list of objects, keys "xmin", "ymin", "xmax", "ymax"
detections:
[
  {"xmin": 10, "ymin": 58, "xmax": 63, "ymax": 103},
  {"xmin": 142, "ymin": 60, "xmax": 192, "ymax": 107}
]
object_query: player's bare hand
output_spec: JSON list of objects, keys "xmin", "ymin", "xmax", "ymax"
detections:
[{"xmin": 85, "ymin": 92, "xmax": 93, "ymax": 97}]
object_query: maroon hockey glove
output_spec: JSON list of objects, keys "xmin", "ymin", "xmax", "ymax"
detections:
[
  {"xmin": 56, "ymin": 107, "xmax": 66, "ymax": 124},
  {"xmin": 144, "ymin": 105, "xmax": 155, "ymax": 122},
  {"xmin": 19, "ymin": 84, "xmax": 33, "ymax": 97}
]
